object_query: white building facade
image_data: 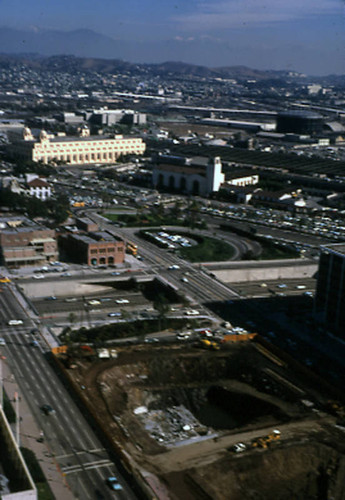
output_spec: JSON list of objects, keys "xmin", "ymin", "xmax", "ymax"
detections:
[{"xmin": 8, "ymin": 128, "xmax": 146, "ymax": 165}]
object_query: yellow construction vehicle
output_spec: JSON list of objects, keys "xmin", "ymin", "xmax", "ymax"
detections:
[
  {"xmin": 200, "ymin": 339, "xmax": 220, "ymax": 350},
  {"xmin": 252, "ymin": 430, "xmax": 281, "ymax": 449}
]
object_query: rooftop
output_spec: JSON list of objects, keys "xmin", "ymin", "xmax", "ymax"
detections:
[{"xmin": 321, "ymin": 243, "xmax": 345, "ymax": 256}]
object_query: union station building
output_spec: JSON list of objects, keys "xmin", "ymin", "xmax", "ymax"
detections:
[{"xmin": 8, "ymin": 126, "xmax": 146, "ymax": 165}]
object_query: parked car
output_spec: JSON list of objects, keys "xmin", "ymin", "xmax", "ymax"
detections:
[
  {"xmin": 8, "ymin": 319, "xmax": 23, "ymax": 326},
  {"xmin": 106, "ymin": 477, "xmax": 123, "ymax": 491}
]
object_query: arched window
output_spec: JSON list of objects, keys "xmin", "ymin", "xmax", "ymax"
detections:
[{"xmin": 192, "ymin": 180, "xmax": 200, "ymax": 195}]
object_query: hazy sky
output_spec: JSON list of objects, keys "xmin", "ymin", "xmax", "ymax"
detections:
[{"xmin": 1, "ymin": 0, "xmax": 345, "ymax": 74}]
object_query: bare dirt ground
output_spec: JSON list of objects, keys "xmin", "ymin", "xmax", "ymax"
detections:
[{"xmin": 60, "ymin": 339, "xmax": 345, "ymax": 499}]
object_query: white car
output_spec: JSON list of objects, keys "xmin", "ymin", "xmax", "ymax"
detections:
[
  {"xmin": 115, "ymin": 299, "xmax": 129, "ymax": 304},
  {"xmin": 233, "ymin": 443, "xmax": 246, "ymax": 453},
  {"xmin": 8, "ymin": 319, "xmax": 23, "ymax": 326},
  {"xmin": 88, "ymin": 299, "xmax": 101, "ymax": 306},
  {"xmin": 168, "ymin": 265, "xmax": 180, "ymax": 270},
  {"xmin": 33, "ymin": 274, "xmax": 45, "ymax": 279},
  {"xmin": 0, "ymin": 338, "xmax": 6, "ymax": 346},
  {"xmin": 186, "ymin": 310, "xmax": 199, "ymax": 316}
]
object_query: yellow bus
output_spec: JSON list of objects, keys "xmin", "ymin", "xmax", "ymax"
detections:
[{"xmin": 126, "ymin": 241, "xmax": 138, "ymax": 256}]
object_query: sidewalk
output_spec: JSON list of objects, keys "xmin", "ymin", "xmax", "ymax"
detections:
[{"xmin": 2, "ymin": 358, "xmax": 75, "ymax": 500}]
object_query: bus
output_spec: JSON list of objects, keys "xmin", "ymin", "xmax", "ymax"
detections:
[{"xmin": 126, "ymin": 241, "xmax": 138, "ymax": 257}]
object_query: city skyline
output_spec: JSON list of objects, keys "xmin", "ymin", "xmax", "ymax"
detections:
[{"xmin": 0, "ymin": 0, "xmax": 344, "ymax": 75}]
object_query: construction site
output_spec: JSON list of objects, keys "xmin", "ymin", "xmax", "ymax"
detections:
[{"xmin": 53, "ymin": 333, "xmax": 345, "ymax": 500}]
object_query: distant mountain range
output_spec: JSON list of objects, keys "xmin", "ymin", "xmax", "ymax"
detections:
[
  {"xmin": 0, "ymin": 26, "xmax": 343, "ymax": 80},
  {"xmin": 0, "ymin": 54, "xmax": 303, "ymax": 82}
]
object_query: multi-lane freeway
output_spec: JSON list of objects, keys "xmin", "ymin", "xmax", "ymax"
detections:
[{"xmin": 0, "ymin": 283, "xmax": 136, "ymax": 500}]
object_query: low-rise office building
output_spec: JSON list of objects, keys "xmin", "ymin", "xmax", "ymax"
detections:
[{"xmin": 0, "ymin": 216, "xmax": 58, "ymax": 268}]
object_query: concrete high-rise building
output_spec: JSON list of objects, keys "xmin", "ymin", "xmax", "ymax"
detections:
[{"xmin": 315, "ymin": 244, "xmax": 345, "ymax": 338}]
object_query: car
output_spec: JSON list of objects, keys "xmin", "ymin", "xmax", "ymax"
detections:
[
  {"xmin": 304, "ymin": 291, "xmax": 313, "ymax": 297},
  {"xmin": 176, "ymin": 332, "xmax": 192, "ymax": 340},
  {"xmin": 232, "ymin": 443, "xmax": 246, "ymax": 453},
  {"xmin": 111, "ymin": 271, "xmax": 121, "ymax": 276},
  {"xmin": 200, "ymin": 329, "xmax": 213, "ymax": 337},
  {"xmin": 186, "ymin": 310, "xmax": 199, "ymax": 316},
  {"xmin": 30, "ymin": 328, "xmax": 39, "ymax": 335},
  {"xmin": 0, "ymin": 338, "xmax": 6, "ymax": 346},
  {"xmin": 181, "ymin": 277, "xmax": 189, "ymax": 283},
  {"xmin": 8, "ymin": 319, "xmax": 23, "ymax": 326},
  {"xmin": 108, "ymin": 312, "xmax": 122, "ymax": 317},
  {"xmin": 41, "ymin": 404, "xmax": 55, "ymax": 415},
  {"xmin": 61, "ymin": 272, "xmax": 71, "ymax": 277},
  {"xmin": 106, "ymin": 477, "xmax": 123, "ymax": 491},
  {"xmin": 115, "ymin": 299, "xmax": 129, "ymax": 304},
  {"xmin": 88, "ymin": 299, "xmax": 101, "ymax": 306},
  {"xmin": 168, "ymin": 264, "xmax": 180, "ymax": 270},
  {"xmin": 33, "ymin": 274, "xmax": 45, "ymax": 279},
  {"xmin": 30, "ymin": 340, "xmax": 39, "ymax": 348},
  {"xmin": 45, "ymin": 296, "xmax": 57, "ymax": 301},
  {"xmin": 65, "ymin": 297, "xmax": 77, "ymax": 302},
  {"xmin": 277, "ymin": 284, "xmax": 287, "ymax": 289}
]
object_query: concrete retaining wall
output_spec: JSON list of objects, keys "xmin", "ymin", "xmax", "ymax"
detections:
[{"xmin": 211, "ymin": 262, "xmax": 318, "ymax": 283}]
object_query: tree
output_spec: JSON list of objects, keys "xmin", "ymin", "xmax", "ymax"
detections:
[{"xmin": 153, "ymin": 294, "xmax": 171, "ymax": 331}]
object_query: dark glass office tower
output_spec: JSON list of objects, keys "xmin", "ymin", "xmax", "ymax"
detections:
[{"xmin": 315, "ymin": 244, "xmax": 345, "ymax": 338}]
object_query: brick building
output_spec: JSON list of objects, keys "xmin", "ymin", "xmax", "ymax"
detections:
[{"xmin": 61, "ymin": 231, "xmax": 125, "ymax": 266}]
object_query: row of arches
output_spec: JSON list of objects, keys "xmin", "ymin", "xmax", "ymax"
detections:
[
  {"xmin": 157, "ymin": 173, "xmax": 201, "ymax": 195},
  {"xmin": 89, "ymin": 256, "xmax": 115, "ymax": 266}
]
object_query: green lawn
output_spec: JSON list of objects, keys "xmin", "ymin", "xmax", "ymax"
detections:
[{"xmin": 178, "ymin": 235, "xmax": 235, "ymax": 262}]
